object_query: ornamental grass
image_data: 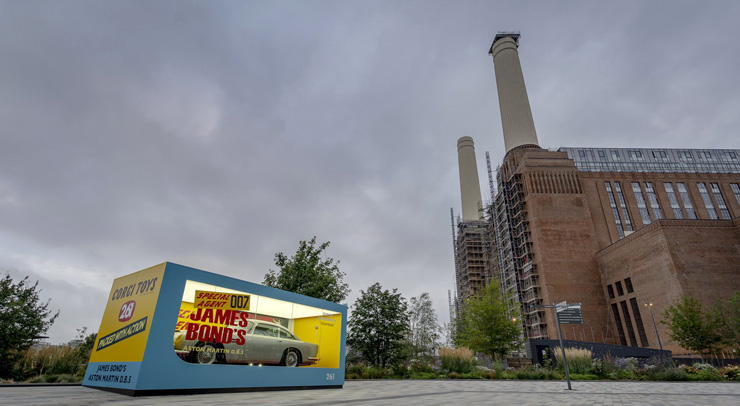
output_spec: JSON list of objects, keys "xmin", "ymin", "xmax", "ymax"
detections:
[
  {"xmin": 552, "ymin": 347, "xmax": 594, "ymax": 375},
  {"xmin": 438, "ymin": 346, "xmax": 476, "ymax": 374}
]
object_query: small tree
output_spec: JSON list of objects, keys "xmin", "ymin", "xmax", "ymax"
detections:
[
  {"xmin": 711, "ymin": 292, "xmax": 740, "ymax": 353},
  {"xmin": 407, "ymin": 292, "xmax": 440, "ymax": 360},
  {"xmin": 72, "ymin": 327, "xmax": 97, "ymax": 377},
  {"xmin": 263, "ymin": 237, "xmax": 350, "ymax": 303},
  {"xmin": 662, "ymin": 295, "xmax": 721, "ymax": 357},
  {"xmin": 0, "ymin": 273, "xmax": 59, "ymax": 379},
  {"xmin": 347, "ymin": 283, "xmax": 409, "ymax": 368},
  {"xmin": 454, "ymin": 280, "xmax": 522, "ymax": 361}
]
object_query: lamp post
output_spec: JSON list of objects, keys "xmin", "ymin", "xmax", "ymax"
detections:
[{"xmin": 644, "ymin": 301, "xmax": 663, "ymax": 351}]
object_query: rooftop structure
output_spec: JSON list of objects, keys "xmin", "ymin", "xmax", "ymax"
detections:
[{"xmin": 559, "ymin": 147, "xmax": 740, "ymax": 174}]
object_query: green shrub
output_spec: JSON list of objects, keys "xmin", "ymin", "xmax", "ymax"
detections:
[
  {"xmin": 650, "ymin": 367, "xmax": 691, "ymax": 381},
  {"xmin": 461, "ymin": 368, "xmax": 495, "ymax": 379},
  {"xmin": 693, "ymin": 364, "xmax": 724, "ymax": 381},
  {"xmin": 26, "ymin": 375, "xmax": 46, "ymax": 383},
  {"xmin": 513, "ymin": 365, "xmax": 563, "ymax": 380},
  {"xmin": 361, "ymin": 365, "xmax": 391, "ymax": 379},
  {"xmin": 409, "ymin": 359, "xmax": 434, "ymax": 373},
  {"xmin": 345, "ymin": 363, "xmax": 365, "ymax": 377},
  {"xmin": 675, "ymin": 363, "xmax": 725, "ymax": 381},
  {"xmin": 491, "ymin": 362, "xmax": 505, "ymax": 378},
  {"xmin": 41, "ymin": 374, "xmax": 77, "ymax": 383},
  {"xmin": 569, "ymin": 373, "xmax": 599, "ymax": 380},
  {"xmin": 343, "ymin": 363, "xmax": 396, "ymax": 379},
  {"xmin": 608, "ymin": 369, "xmax": 637, "ymax": 380},
  {"xmin": 720, "ymin": 365, "xmax": 740, "ymax": 381},
  {"xmin": 344, "ymin": 364, "xmax": 395, "ymax": 379},
  {"xmin": 409, "ymin": 372, "xmax": 439, "ymax": 379},
  {"xmin": 438, "ymin": 347, "xmax": 476, "ymax": 374},
  {"xmin": 391, "ymin": 363, "xmax": 410, "ymax": 379},
  {"xmin": 590, "ymin": 358, "xmax": 606, "ymax": 377},
  {"xmin": 598, "ymin": 356, "xmax": 639, "ymax": 380}
]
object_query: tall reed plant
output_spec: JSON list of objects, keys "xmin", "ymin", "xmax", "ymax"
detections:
[
  {"xmin": 438, "ymin": 347, "xmax": 476, "ymax": 374},
  {"xmin": 552, "ymin": 347, "xmax": 593, "ymax": 374},
  {"xmin": 16, "ymin": 345, "xmax": 78, "ymax": 378}
]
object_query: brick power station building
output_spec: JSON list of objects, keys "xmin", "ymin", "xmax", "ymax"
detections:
[{"xmin": 452, "ymin": 32, "xmax": 740, "ymax": 355}]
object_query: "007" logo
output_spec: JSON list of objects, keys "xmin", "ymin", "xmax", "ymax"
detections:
[{"xmin": 118, "ymin": 300, "xmax": 136, "ymax": 322}]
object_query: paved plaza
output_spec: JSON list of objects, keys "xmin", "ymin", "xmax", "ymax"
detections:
[{"xmin": 1, "ymin": 380, "xmax": 739, "ymax": 406}]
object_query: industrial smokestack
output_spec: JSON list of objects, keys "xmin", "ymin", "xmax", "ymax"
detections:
[
  {"xmin": 489, "ymin": 32, "xmax": 540, "ymax": 153},
  {"xmin": 457, "ymin": 136, "xmax": 483, "ymax": 221}
]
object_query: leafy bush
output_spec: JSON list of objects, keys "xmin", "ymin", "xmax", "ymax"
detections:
[
  {"xmin": 674, "ymin": 363, "xmax": 724, "ymax": 381},
  {"xmin": 569, "ymin": 373, "xmax": 599, "ymax": 380},
  {"xmin": 636, "ymin": 360, "xmax": 725, "ymax": 381},
  {"xmin": 26, "ymin": 375, "xmax": 46, "ymax": 383},
  {"xmin": 362, "ymin": 365, "xmax": 392, "ymax": 379},
  {"xmin": 408, "ymin": 359, "xmax": 435, "ymax": 373},
  {"xmin": 345, "ymin": 363, "xmax": 365, "ymax": 378},
  {"xmin": 391, "ymin": 363, "xmax": 411, "ymax": 379},
  {"xmin": 691, "ymin": 363, "xmax": 723, "ymax": 381},
  {"xmin": 462, "ymin": 367, "xmax": 496, "ymax": 379},
  {"xmin": 438, "ymin": 347, "xmax": 476, "ymax": 374},
  {"xmin": 513, "ymin": 365, "xmax": 563, "ymax": 380},
  {"xmin": 45, "ymin": 374, "xmax": 78, "ymax": 383},
  {"xmin": 491, "ymin": 362, "xmax": 505, "ymax": 378},
  {"xmin": 0, "ymin": 274, "xmax": 59, "ymax": 380},
  {"xmin": 645, "ymin": 367, "xmax": 691, "ymax": 381},
  {"xmin": 344, "ymin": 363, "xmax": 395, "ymax": 379},
  {"xmin": 409, "ymin": 372, "xmax": 439, "ymax": 379},
  {"xmin": 719, "ymin": 365, "xmax": 740, "ymax": 381},
  {"xmin": 590, "ymin": 358, "xmax": 606, "ymax": 377}
]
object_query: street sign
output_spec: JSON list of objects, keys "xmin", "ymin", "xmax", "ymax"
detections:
[
  {"xmin": 555, "ymin": 301, "xmax": 568, "ymax": 313},
  {"xmin": 557, "ymin": 308, "xmax": 583, "ymax": 324}
]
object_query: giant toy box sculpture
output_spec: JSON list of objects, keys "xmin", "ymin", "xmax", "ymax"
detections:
[{"xmin": 83, "ymin": 262, "xmax": 346, "ymax": 396}]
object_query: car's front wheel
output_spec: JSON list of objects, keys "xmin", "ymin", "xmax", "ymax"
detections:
[
  {"xmin": 283, "ymin": 349, "xmax": 300, "ymax": 367},
  {"xmin": 195, "ymin": 343, "xmax": 219, "ymax": 364}
]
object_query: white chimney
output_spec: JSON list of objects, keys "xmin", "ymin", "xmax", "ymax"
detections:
[
  {"xmin": 457, "ymin": 136, "xmax": 483, "ymax": 221},
  {"xmin": 489, "ymin": 33, "xmax": 540, "ymax": 153}
]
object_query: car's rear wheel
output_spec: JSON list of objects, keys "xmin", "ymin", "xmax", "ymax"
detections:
[
  {"xmin": 283, "ymin": 349, "xmax": 300, "ymax": 367},
  {"xmin": 196, "ymin": 343, "xmax": 219, "ymax": 364}
]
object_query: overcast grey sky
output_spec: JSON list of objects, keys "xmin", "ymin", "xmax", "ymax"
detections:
[{"xmin": 2, "ymin": 1, "xmax": 739, "ymax": 344}]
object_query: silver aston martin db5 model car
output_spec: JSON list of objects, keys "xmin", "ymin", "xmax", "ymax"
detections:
[{"xmin": 174, "ymin": 320, "xmax": 319, "ymax": 367}]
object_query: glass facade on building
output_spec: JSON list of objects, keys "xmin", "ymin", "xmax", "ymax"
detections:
[
  {"xmin": 632, "ymin": 182, "xmax": 652, "ymax": 226},
  {"xmin": 676, "ymin": 183, "xmax": 698, "ymax": 219},
  {"xmin": 664, "ymin": 183, "xmax": 683, "ymax": 219},
  {"xmin": 710, "ymin": 183, "xmax": 731, "ymax": 219},
  {"xmin": 560, "ymin": 147, "xmax": 740, "ymax": 174},
  {"xmin": 697, "ymin": 183, "xmax": 718, "ymax": 219},
  {"xmin": 732, "ymin": 183, "xmax": 740, "ymax": 206}
]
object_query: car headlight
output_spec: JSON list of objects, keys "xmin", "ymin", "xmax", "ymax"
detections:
[{"xmin": 173, "ymin": 331, "xmax": 184, "ymax": 350}]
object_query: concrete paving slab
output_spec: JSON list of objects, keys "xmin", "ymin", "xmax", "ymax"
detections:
[{"xmin": 0, "ymin": 380, "xmax": 738, "ymax": 406}]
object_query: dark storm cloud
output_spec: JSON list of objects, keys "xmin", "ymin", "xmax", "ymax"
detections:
[{"xmin": 1, "ymin": 1, "xmax": 738, "ymax": 342}]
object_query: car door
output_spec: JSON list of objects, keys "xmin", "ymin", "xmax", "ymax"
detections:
[
  {"xmin": 226, "ymin": 321, "xmax": 253, "ymax": 364},
  {"xmin": 247, "ymin": 324, "xmax": 283, "ymax": 364}
]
